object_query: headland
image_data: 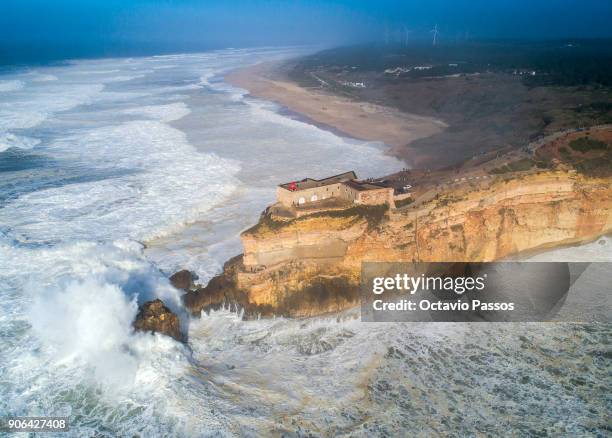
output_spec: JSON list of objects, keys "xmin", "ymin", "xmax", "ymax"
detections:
[{"xmin": 182, "ymin": 124, "xmax": 612, "ymax": 318}]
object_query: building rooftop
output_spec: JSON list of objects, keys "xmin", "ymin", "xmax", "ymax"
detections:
[
  {"xmin": 343, "ymin": 180, "xmax": 388, "ymax": 191},
  {"xmin": 279, "ymin": 171, "xmax": 357, "ymax": 191}
]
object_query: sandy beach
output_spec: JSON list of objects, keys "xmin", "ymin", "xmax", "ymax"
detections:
[{"xmin": 225, "ymin": 62, "xmax": 448, "ymax": 167}]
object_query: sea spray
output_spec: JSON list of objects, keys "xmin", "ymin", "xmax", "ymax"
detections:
[{"xmin": 28, "ymin": 278, "xmax": 141, "ymax": 387}]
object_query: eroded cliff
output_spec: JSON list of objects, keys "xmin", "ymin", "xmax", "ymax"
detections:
[{"xmin": 183, "ymin": 167, "xmax": 612, "ymax": 318}]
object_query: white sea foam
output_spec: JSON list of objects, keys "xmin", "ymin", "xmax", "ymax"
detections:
[
  {"xmin": 0, "ymin": 79, "xmax": 24, "ymax": 92},
  {"xmin": 199, "ymin": 72, "xmax": 215, "ymax": 87},
  {"xmin": 71, "ymin": 69, "xmax": 121, "ymax": 75},
  {"xmin": 0, "ymin": 132, "xmax": 40, "ymax": 152},
  {"xmin": 207, "ymin": 77, "xmax": 248, "ymax": 101},
  {"xmin": 29, "ymin": 278, "xmax": 140, "ymax": 386},
  {"xmin": 123, "ymin": 102, "xmax": 191, "ymax": 122},
  {"xmin": 0, "ymin": 82, "xmax": 104, "ymax": 134},
  {"xmin": 31, "ymin": 73, "xmax": 58, "ymax": 82},
  {"xmin": 105, "ymin": 74, "xmax": 146, "ymax": 83},
  {"xmin": 153, "ymin": 83, "xmax": 203, "ymax": 94},
  {"xmin": 0, "ymin": 238, "xmax": 183, "ymax": 316},
  {"xmin": 0, "ymin": 110, "xmax": 48, "ymax": 131},
  {"xmin": 0, "ymin": 237, "xmax": 191, "ymax": 432},
  {"xmin": 0, "ymin": 119, "xmax": 240, "ymax": 243}
]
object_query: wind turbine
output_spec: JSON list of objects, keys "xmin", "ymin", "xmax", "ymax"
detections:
[{"xmin": 431, "ymin": 24, "xmax": 439, "ymax": 46}]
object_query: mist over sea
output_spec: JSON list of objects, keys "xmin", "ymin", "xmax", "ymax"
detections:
[{"xmin": 0, "ymin": 48, "xmax": 610, "ymax": 436}]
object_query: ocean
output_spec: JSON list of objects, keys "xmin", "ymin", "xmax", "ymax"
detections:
[{"xmin": 0, "ymin": 48, "xmax": 610, "ymax": 436}]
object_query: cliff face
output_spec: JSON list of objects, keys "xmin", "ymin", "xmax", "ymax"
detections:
[{"xmin": 183, "ymin": 170, "xmax": 612, "ymax": 318}]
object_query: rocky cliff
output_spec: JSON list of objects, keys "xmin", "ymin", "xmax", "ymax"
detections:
[{"xmin": 183, "ymin": 166, "xmax": 612, "ymax": 318}]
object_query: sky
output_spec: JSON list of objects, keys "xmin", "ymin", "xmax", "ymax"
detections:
[{"xmin": 1, "ymin": 0, "xmax": 612, "ymax": 64}]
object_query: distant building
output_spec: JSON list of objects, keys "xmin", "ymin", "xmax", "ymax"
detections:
[
  {"xmin": 384, "ymin": 67, "xmax": 412, "ymax": 76},
  {"xmin": 340, "ymin": 81, "xmax": 366, "ymax": 88},
  {"xmin": 277, "ymin": 171, "xmax": 395, "ymax": 208}
]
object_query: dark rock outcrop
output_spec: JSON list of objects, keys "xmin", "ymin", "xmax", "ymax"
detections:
[
  {"xmin": 169, "ymin": 269, "xmax": 196, "ymax": 291},
  {"xmin": 183, "ymin": 274, "xmax": 234, "ymax": 316},
  {"xmin": 182, "ymin": 255, "xmax": 248, "ymax": 316},
  {"xmin": 133, "ymin": 299, "xmax": 183, "ymax": 341},
  {"xmin": 181, "ymin": 255, "xmax": 359, "ymax": 319}
]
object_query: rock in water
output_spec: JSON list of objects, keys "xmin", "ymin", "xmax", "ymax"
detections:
[
  {"xmin": 169, "ymin": 269, "xmax": 195, "ymax": 291},
  {"xmin": 133, "ymin": 299, "xmax": 183, "ymax": 341}
]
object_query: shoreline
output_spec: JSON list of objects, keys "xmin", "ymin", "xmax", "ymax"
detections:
[
  {"xmin": 224, "ymin": 62, "xmax": 448, "ymax": 168},
  {"xmin": 276, "ymin": 105, "xmax": 377, "ymax": 147}
]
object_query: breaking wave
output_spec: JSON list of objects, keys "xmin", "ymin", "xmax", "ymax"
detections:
[
  {"xmin": 0, "ymin": 133, "xmax": 40, "ymax": 152},
  {"xmin": 123, "ymin": 102, "xmax": 191, "ymax": 123}
]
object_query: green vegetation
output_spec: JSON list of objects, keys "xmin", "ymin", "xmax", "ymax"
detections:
[
  {"xmin": 572, "ymin": 102, "xmax": 612, "ymax": 125},
  {"xmin": 573, "ymin": 156, "xmax": 612, "ymax": 177},
  {"xmin": 575, "ymin": 102, "xmax": 612, "ymax": 113},
  {"xmin": 510, "ymin": 158, "xmax": 536, "ymax": 171},
  {"xmin": 307, "ymin": 203, "xmax": 390, "ymax": 229},
  {"xmin": 569, "ymin": 137, "xmax": 609, "ymax": 153},
  {"xmin": 534, "ymin": 160, "xmax": 550, "ymax": 169},
  {"xmin": 394, "ymin": 197, "xmax": 414, "ymax": 208},
  {"xmin": 291, "ymin": 40, "xmax": 612, "ymax": 87},
  {"xmin": 245, "ymin": 204, "xmax": 390, "ymax": 235},
  {"xmin": 548, "ymin": 135, "xmax": 612, "ymax": 177},
  {"xmin": 435, "ymin": 193, "xmax": 466, "ymax": 207},
  {"xmin": 244, "ymin": 212, "xmax": 289, "ymax": 235}
]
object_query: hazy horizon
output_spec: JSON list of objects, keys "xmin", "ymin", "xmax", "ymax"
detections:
[{"xmin": 2, "ymin": 0, "xmax": 612, "ymax": 65}]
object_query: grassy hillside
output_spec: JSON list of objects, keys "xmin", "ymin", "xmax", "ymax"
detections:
[{"xmin": 285, "ymin": 40, "xmax": 612, "ymax": 168}]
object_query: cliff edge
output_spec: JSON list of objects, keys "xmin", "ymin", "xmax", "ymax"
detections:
[{"xmin": 183, "ymin": 127, "xmax": 612, "ymax": 318}]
